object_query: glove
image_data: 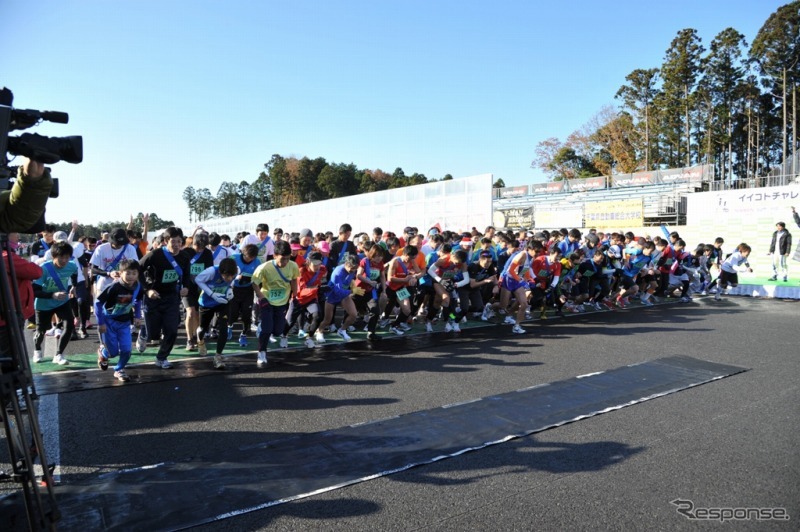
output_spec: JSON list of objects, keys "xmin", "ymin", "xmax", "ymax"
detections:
[
  {"xmin": 212, "ymin": 293, "xmax": 229, "ymax": 305},
  {"xmin": 258, "ymin": 297, "xmax": 270, "ymax": 308},
  {"xmin": 441, "ymin": 279, "xmax": 454, "ymax": 292},
  {"xmin": 352, "ymin": 286, "xmax": 366, "ymax": 297}
]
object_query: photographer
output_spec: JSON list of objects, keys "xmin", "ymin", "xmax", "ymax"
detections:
[{"xmin": 0, "ymin": 157, "xmax": 54, "ymax": 233}]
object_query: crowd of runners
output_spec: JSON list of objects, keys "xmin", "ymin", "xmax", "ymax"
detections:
[{"xmin": 10, "ymin": 219, "xmax": 760, "ymax": 382}]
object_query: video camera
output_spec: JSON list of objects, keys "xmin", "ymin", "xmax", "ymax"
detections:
[{"xmin": 1, "ymin": 86, "xmax": 83, "ymax": 194}]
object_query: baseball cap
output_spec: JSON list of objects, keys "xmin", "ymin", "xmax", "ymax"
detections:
[
  {"xmin": 318, "ymin": 241, "xmax": 331, "ymax": 254},
  {"xmin": 53, "ymin": 231, "xmax": 69, "ymax": 242},
  {"xmin": 299, "ymin": 228, "xmax": 313, "ymax": 238},
  {"xmin": 307, "ymin": 251, "xmax": 323, "ymax": 263},
  {"xmin": 404, "ymin": 226, "xmax": 416, "ymax": 235},
  {"xmin": 479, "ymin": 250, "xmax": 493, "ymax": 258},
  {"xmin": 111, "ymin": 228, "xmax": 128, "ymax": 246}
]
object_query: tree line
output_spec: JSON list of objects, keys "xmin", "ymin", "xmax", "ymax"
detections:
[
  {"xmin": 42, "ymin": 212, "xmax": 175, "ymax": 240},
  {"xmin": 182, "ymin": 154, "xmax": 473, "ymax": 222},
  {"xmin": 533, "ymin": 2, "xmax": 800, "ymax": 182}
]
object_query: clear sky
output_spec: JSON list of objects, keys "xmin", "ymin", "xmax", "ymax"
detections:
[{"xmin": 1, "ymin": 0, "xmax": 786, "ymax": 227}]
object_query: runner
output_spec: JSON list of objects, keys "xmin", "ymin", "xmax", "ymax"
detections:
[
  {"xmin": 139, "ymin": 227, "xmax": 190, "ymax": 369},
  {"xmin": 95, "ymin": 259, "xmax": 144, "ymax": 382}
]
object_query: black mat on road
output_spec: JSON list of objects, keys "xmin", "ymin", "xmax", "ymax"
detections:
[{"xmin": 1, "ymin": 355, "xmax": 748, "ymax": 531}]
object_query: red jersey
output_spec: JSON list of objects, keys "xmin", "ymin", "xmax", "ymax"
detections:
[
  {"xmin": 356, "ymin": 257, "xmax": 385, "ymax": 291},
  {"xmin": 532, "ymin": 255, "xmax": 562, "ymax": 289},
  {"xmin": 296, "ymin": 263, "xmax": 328, "ymax": 305},
  {"xmin": 387, "ymin": 257, "xmax": 410, "ymax": 291}
]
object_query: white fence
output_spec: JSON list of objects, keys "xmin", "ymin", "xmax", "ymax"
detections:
[{"xmin": 189, "ymin": 173, "xmax": 493, "ymax": 237}]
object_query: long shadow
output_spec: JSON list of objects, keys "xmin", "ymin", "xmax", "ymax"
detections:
[{"xmin": 29, "ymin": 430, "xmax": 644, "ymax": 531}]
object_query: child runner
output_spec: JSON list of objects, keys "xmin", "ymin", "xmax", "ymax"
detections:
[
  {"xmin": 228, "ymin": 244, "xmax": 260, "ymax": 347},
  {"xmin": 252, "ymin": 240, "xmax": 299, "ymax": 367},
  {"xmin": 95, "ymin": 259, "xmax": 144, "ymax": 382},
  {"xmin": 426, "ymin": 248, "xmax": 469, "ymax": 332},
  {"xmin": 715, "ymin": 243, "xmax": 753, "ymax": 301},
  {"xmin": 179, "ymin": 232, "xmax": 214, "ymax": 351},
  {"xmin": 354, "ymin": 242, "xmax": 387, "ymax": 341},
  {"xmin": 385, "ymin": 245, "xmax": 420, "ymax": 335},
  {"xmin": 315, "ymin": 254, "xmax": 360, "ymax": 343},
  {"xmin": 283, "ymin": 250, "xmax": 328, "ymax": 348},
  {"xmin": 194, "ymin": 258, "xmax": 237, "ymax": 369},
  {"xmin": 32, "ymin": 241, "xmax": 78, "ymax": 365}
]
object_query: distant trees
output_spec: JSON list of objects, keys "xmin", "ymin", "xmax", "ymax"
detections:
[
  {"xmin": 48, "ymin": 212, "xmax": 175, "ymax": 239},
  {"xmin": 183, "ymin": 155, "xmax": 452, "ymax": 221},
  {"xmin": 533, "ymin": 2, "xmax": 800, "ymax": 182}
]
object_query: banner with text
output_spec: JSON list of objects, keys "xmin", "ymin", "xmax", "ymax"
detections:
[
  {"xmin": 584, "ymin": 198, "xmax": 643, "ymax": 228},
  {"xmin": 493, "ymin": 207, "xmax": 535, "ymax": 229},
  {"xmin": 534, "ymin": 207, "xmax": 584, "ymax": 229}
]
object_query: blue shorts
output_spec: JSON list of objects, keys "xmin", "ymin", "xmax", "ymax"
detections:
[{"xmin": 501, "ymin": 277, "xmax": 527, "ymax": 292}]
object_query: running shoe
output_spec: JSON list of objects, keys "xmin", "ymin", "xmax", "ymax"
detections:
[
  {"xmin": 33, "ymin": 350, "xmax": 43, "ymax": 363},
  {"xmin": 297, "ymin": 329, "xmax": 308, "ymax": 339},
  {"xmin": 227, "ymin": 327, "xmax": 233, "ymax": 341},
  {"xmin": 197, "ymin": 341, "xmax": 208, "ymax": 356},
  {"xmin": 390, "ymin": 326, "xmax": 405, "ymax": 336},
  {"xmin": 399, "ymin": 322, "xmax": 412, "ymax": 331},
  {"xmin": 257, "ymin": 351, "xmax": 268, "ymax": 367},
  {"xmin": 269, "ymin": 335, "xmax": 277, "ymax": 343},
  {"xmin": 315, "ymin": 331, "xmax": 326, "ymax": 344},
  {"xmin": 451, "ymin": 322, "xmax": 461, "ymax": 333},
  {"xmin": 337, "ymin": 329, "xmax": 352, "ymax": 341},
  {"xmin": 154, "ymin": 358, "xmax": 172, "ymax": 369},
  {"xmin": 136, "ymin": 334, "xmax": 147, "ymax": 353},
  {"xmin": 511, "ymin": 324, "xmax": 526, "ymax": 334},
  {"xmin": 214, "ymin": 355, "xmax": 226, "ymax": 370},
  {"xmin": 444, "ymin": 321, "xmax": 453, "ymax": 332},
  {"xmin": 53, "ymin": 354, "xmax": 69, "ymax": 366},
  {"xmin": 279, "ymin": 336, "xmax": 289, "ymax": 348},
  {"xmin": 425, "ymin": 322, "xmax": 433, "ymax": 333},
  {"xmin": 114, "ymin": 369, "xmax": 131, "ymax": 382},
  {"xmin": 503, "ymin": 315, "xmax": 516, "ymax": 325},
  {"xmin": 97, "ymin": 347, "xmax": 109, "ymax": 370},
  {"xmin": 304, "ymin": 337, "xmax": 316, "ymax": 349},
  {"xmin": 239, "ymin": 334, "xmax": 248, "ymax": 347}
]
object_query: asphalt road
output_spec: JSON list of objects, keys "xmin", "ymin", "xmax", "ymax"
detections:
[{"xmin": 1, "ymin": 296, "xmax": 798, "ymax": 530}]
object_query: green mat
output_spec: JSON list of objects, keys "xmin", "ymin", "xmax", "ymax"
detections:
[{"xmin": 29, "ymin": 296, "xmax": 683, "ymax": 374}]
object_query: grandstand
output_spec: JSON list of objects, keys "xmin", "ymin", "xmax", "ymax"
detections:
[
  {"xmin": 493, "ymin": 166, "xmax": 711, "ymax": 229},
  {"xmin": 494, "ymin": 180, "xmax": 699, "ymax": 228}
]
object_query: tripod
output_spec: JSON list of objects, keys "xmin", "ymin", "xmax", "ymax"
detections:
[{"xmin": 0, "ymin": 233, "xmax": 59, "ymax": 530}]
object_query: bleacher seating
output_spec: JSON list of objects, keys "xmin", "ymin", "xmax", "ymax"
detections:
[{"xmin": 494, "ymin": 181, "xmax": 699, "ymax": 227}]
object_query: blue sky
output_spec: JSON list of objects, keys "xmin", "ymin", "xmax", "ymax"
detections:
[{"xmin": 1, "ymin": 0, "xmax": 786, "ymax": 226}]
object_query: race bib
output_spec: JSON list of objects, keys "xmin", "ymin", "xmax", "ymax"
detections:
[
  {"xmin": 190, "ymin": 263, "xmax": 205, "ymax": 275},
  {"xmin": 368, "ymin": 269, "xmax": 380, "ymax": 281},
  {"xmin": 267, "ymin": 288, "xmax": 287, "ymax": 303},
  {"xmin": 396, "ymin": 287, "xmax": 411, "ymax": 301},
  {"xmin": 162, "ymin": 270, "xmax": 179, "ymax": 283},
  {"xmin": 441, "ymin": 271, "xmax": 455, "ymax": 280}
]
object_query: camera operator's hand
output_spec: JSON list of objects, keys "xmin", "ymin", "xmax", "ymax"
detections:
[{"xmin": 22, "ymin": 158, "xmax": 46, "ymax": 181}]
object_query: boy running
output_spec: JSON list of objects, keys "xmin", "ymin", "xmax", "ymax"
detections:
[
  {"xmin": 252, "ymin": 240, "xmax": 299, "ymax": 367},
  {"xmin": 95, "ymin": 259, "xmax": 144, "ymax": 382},
  {"xmin": 194, "ymin": 258, "xmax": 237, "ymax": 369},
  {"xmin": 32, "ymin": 241, "xmax": 78, "ymax": 365}
]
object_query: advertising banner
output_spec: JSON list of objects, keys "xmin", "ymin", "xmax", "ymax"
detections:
[
  {"xmin": 568, "ymin": 177, "xmax": 606, "ymax": 192},
  {"xmin": 613, "ymin": 172, "xmax": 658, "ymax": 187},
  {"xmin": 534, "ymin": 208, "xmax": 584, "ymax": 229},
  {"xmin": 499, "ymin": 185, "xmax": 530, "ymax": 198},
  {"xmin": 531, "ymin": 181, "xmax": 565, "ymax": 194},
  {"xmin": 584, "ymin": 198, "xmax": 643, "ymax": 228},
  {"xmin": 493, "ymin": 207, "xmax": 535, "ymax": 229}
]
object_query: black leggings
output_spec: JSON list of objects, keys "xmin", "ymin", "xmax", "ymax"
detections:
[{"xmin": 33, "ymin": 304, "xmax": 75, "ymax": 353}]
